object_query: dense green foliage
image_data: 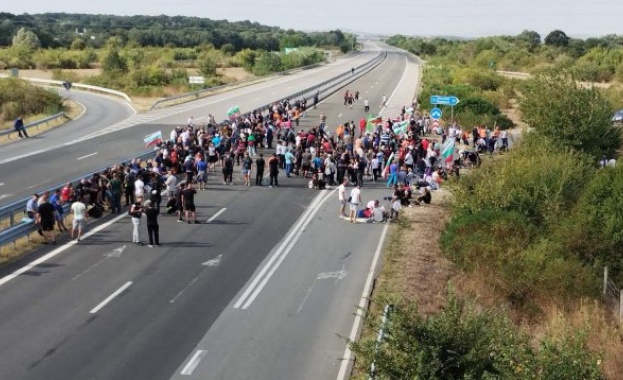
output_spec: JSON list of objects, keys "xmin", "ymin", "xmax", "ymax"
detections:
[
  {"xmin": 418, "ymin": 62, "xmax": 514, "ymax": 129},
  {"xmin": 388, "ymin": 31, "xmax": 623, "ymax": 84},
  {"xmin": 0, "ymin": 77, "xmax": 64, "ymax": 121},
  {"xmin": 352, "ymin": 296, "xmax": 603, "ymax": 380},
  {"xmin": 0, "ymin": 12, "xmax": 355, "ymax": 52},
  {"xmin": 520, "ymin": 74, "xmax": 622, "ymax": 160}
]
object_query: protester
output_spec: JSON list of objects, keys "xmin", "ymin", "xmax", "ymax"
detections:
[
  {"xmin": 349, "ymin": 184, "xmax": 362, "ymax": 223},
  {"xmin": 71, "ymin": 196, "xmax": 88, "ymax": 241},
  {"xmin": 130, "ymin": 196, "xmax": 144, "ymax": 245},
  {"xmin": 143, "ymin": 200, "xmax": 160, "ymax": 247}
]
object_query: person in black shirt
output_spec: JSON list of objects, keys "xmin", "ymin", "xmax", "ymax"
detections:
[
  {"xmin": 181, "ymin": 182, "xmax": 200, "ymax": 224},
  {"xmin": 37, "ymin": 193, "xmax": 56, "ymax": 245},
  {"xmin": 255, "ymin": 154, "xmax": 266, "ymax": 186},
  {"xmin": 268, "ymin": 153, "xmax": 279, "ymax": 187},
  {"xmin": 143, "ymin": 200, "xmax": 160, "ymax": 247}
]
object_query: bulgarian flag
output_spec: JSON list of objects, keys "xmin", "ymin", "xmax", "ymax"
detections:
[
  {"xmin": 227, "ymin": 105, "xmax": 241, "ymax": 120},
  {"xmin": 382, "ymin": 152, "xmax": 395, "ymax": 179},
  {"xmin": 392, "ymin": 120, "xmax": 409, "ymax": 136},
  {"xmin": 144, "ymin": 131, "xmax": 163, "ymax": 147},
  {"xmin": 366, "ymin": 114, "xmax": 382, "ymax": 133},
  {"xmin": 441, "ymin": 138, "xmax": 455, "ymax": 164}
]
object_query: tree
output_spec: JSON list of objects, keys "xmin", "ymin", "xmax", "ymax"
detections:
[
  {"xmin": 520, "ymin": 73, "xmax": 622, "ymax": 159},
  {"xmin": 12, "ymin": 27, "xmax": 41, "ymax": 50},
  {"xmin": 517, "ymin": 30, "xmax": 541, "ymax": 51},
  {"xmin": 70, "ymin": 38, "xmax": 87, "ymax": 51},
  {"xmin": 101, "ymin": 48, "xmax": 128, "ymax": 73},
  {"xmin": 252, "ymin": 51, "xmax": 281, "ymax": 75},
  {"xmin": 545, "ymin": 29, "xmax": 570, "ymax": 47},
  {"xmin": 197, "ymin": 54, "xmax": 218, "ymax": 77}
]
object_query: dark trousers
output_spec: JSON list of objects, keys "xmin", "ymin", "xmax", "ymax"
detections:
[
  {"xmin": 372, "ymin": 168, "xmax": 380, "ymax": 182},
  {"xmin": 256, "ymin": 170, "xmax": 264, "ymax": 185},
  {"xmin": 147, "ymin": 224, "xmax": 159, "ymax": 245},
  {"xmin": 111, "ymin": 192, "xmax": 122, "ymax": 214},
  {"xmin": 269, "ymin": 171, "xmax": 279, "ymax": 186},
  {"xmin": 16, "ymin": 126, "xmax": 29, "ymax": 138}
]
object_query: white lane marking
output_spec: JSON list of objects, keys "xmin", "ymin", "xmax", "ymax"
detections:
[
  {"xmin": 0, "ymin": 212, "xmax": 128, "ymax": 288},
  {"xmin": 202, "ymin": 254, "xmax": 223, "ymax": 267},
  {"xmin": 77, "ymin": 152, "xmax": 98, "ymax": 160},
  {"xmin": 234, "ymin": 189, "xmax": 334, "ymax": 310},
  {"xmin": 180, "ymin": 350, "xmax": 207, "ymax": 376},
  {"xmin": 379, "ymin": 55, "xmax": 409, "ymax": 116},
  {"xmin": 89, "ymin": 281, "xmax": 133, "ymax": 314},
  {"xmin": 72, "ymin": 245, "xmax": 127, "ymax": 281},
  {"xmin": 253, "ymin": 97, "xmax": 260, "ymax": 101},
  {"xmin": 338, "ymin": 113, "xmax": 343, "ymax": 118},
  {"xmin": 317, "ymin": 265, "xmax": 348, "ymax": 282},
  {"xmin": 73, "ymin": 101, "xmax": 87, "ymax": 120},
  {"xmin": 336, "ymin": 223, "xmax": 390, "ymax": 380},
  {"xmin": 0, "ymin": 182, "xmax": 5, "ymax": 186},
  {"xmin": 297, "ymin": 283, "xmax": 316, "ymax": 314},
  {"xmin": 0, "ymin": 194, "xmax": 12, "ymax": 200},
  {"xmin": 0, "ymin": 54, "xmax": 377, "ymax": 166},
  {"xmin": 206, "ymin": 207, "xmax": 227, "ymax": 223},
  {"xmin": 27, "ymin": 179, "xmax": 51, "ymax": 189}
]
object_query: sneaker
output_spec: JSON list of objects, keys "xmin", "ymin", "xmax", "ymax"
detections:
[
  {"xmin": 148, "ymin": 245, "xmax": 154, "ymax": 248},
  {"xmin": 155, "ymin": 244, "xmax": 160, "ymax": 247},
  {"xmin": 194, "ymin": 220, "xmax": 201, "ymax": 224},
  {"xmin": 177, "ymin": 219, "xmax": 183, "ymax": 223},
  {"xmin": 137, "ymin": 242, "xmax": 144, "ymax": 246},
  {"xmin": 269, "ymin": 185, "xmax": 273, "ymax": 188}
]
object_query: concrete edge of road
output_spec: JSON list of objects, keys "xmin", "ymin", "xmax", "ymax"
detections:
[{"xmin": 336, "ymin": 223, "xmax": 390, "ymax": 380}]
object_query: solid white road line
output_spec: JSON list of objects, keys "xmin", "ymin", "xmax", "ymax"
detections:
[
  {"xmin": 0, "ymin": 182, "xmax": 4, "ymax": 186},
  {"xmin": 180, "ymin": 350, "xmax": 207, "ymax": 376},
  {"xmin": 77, "ymin": 152, "xmax": 98, "ymax": 160},
  {"xmin": 89, "ymin": 281, "xmax": 133, "ymax": 314},
  {"xmin": 235, "ymin": 189, "xmax": 334, "ymax": 310},
  {"xmin": 336, "ymin": 223, "xmax": 390, "ymax": 380},
  {"xmin": 0, "ymin": 194, "xmax": 11, "ymax": 200},
  {"xmin": 0, "ymin": 212, "xmax": 128, "ymax": 288},
  {"xmin": 206, "ymin": 207, "xmax": 227, "ymax": 223},
  {"xmin": 379, "ymin": 55, "xmax": 409, "ymax": 116}
]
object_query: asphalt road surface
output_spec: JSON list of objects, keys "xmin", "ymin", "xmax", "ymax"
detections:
[
  {"xmin": 0, "ymin": 42, "xmax": 383, "ymax": 205},
  {"xmin": 0, "ymin": 45, "xmax": 422, "ymax": 380}
]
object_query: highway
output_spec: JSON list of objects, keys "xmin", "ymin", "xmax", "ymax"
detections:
[
  {"xmin": 0, "ymin": 44, "xmax": 422, "ymax": 379},
  {"xmin": 0, "ymin": 47, "xmax": 380, "ymax": 205}
]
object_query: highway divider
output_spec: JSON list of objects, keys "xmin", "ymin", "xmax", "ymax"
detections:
[{"xmin": 0, "ymin": 51, "xmax": 387, "ymax": 251}]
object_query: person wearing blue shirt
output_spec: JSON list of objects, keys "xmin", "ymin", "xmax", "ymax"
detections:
[
  {"xmin": 284, "ymin": 150, "xmax": 295, "ymax": 177},
  {"xmin": 196, "ymin": 158, "xmax": 208, "ymax": 190}
]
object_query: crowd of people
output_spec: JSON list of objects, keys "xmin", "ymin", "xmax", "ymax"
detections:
[{"xmin": 22, "ymin": 89, "xmax": 509, "ymax": 246}]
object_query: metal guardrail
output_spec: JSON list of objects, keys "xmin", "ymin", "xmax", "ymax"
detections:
[
  {"xmin": 149, "ymin": 53, "xmax": 364, "ymax": 111},
  {"xmin": 0, "ymin": 51, "xmax": 386, "ymax": 249},
  {"xmin": 0, "ymin": 74, "xmax": 133, "ymax": 103},
  {"xmin": 0, "ymin": 112, "xmax": 66, "ymax": 140}
]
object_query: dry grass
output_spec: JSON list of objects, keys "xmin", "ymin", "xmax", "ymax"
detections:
[{"xmin": 0, "ymin": 100, "xmax": 82, "ymax": 145}]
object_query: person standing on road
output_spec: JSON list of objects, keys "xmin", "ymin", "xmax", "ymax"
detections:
[
  {"xmin": 108, "ymin": 174, "xmax": 123, "ymax": 214},
  {"xmin": 165, "ymin": 170, "xmax": 177, "ymax": 202},
  {"xmin": 71, "ymin": 196, "xmax": 88, "ymax": 242},
  {"xmin": 364, "ymin": 98, "xmax": 370, "ymax": 113},
  {"xmin": 349, "ymin": 184, "xmax": 362, "ymax": 223},
  {"xmin": 181, "ymin": 182, "xmax": 200, "ymax": 224},
  {"xmin": 284, "ymin": 149, "xmax": 295, "ymax": 177},
  {"xmin": 255, "ymin": 154, "xmax": 266, "ymax": 186},
  {"xmin": 130, "ymin": 196, "xmax": 144, "ymax": 246},
  {"xmin": 143, "ymin": 200, "xmax": 160, "ymax": 247},
  {"xmin": 196, "ymin": 156, "xmax": 208, "ymax": 190},
  {"xmin": 241, "ymin": 152, "xmax": 252, "ymax": 186},
  {"xmin": 338, "ymin": 179, "xmax": 348, "ymax": 218},
  {"xmin": 268, "ymin": 153, "xmax": 279, "ymax": 188},
  {"xmin": 37, "ymin": 193, "xmax": 57, "ymax": 245},
  {"xmin": 222, "ymin": 152, "xmax": 234, "ymax": 185},
  {"xmin": 14, "ymin": 116, "xmax": 29, "ymax": 138}
]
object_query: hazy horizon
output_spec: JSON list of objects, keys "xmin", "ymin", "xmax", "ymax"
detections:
[{"xmin": 3, "ymin": 0, "xmax": 623, "ymax": 39}]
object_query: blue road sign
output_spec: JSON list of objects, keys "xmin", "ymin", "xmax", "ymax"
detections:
[
  {"xmin": 430, "ymin": 95, "xmax": 460, "ymax": 106},
  {"xmin": 430, "ymin": 107, "xmax": 442, "ymax": 120}
]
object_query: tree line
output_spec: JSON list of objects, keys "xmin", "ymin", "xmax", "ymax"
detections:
[{"xmin": 0, "ymin": 12, "xmax": 355, "ymax": 52}]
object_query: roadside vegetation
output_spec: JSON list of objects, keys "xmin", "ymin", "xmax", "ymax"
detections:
[
  {"xmin": 0, "ymin": 77, "xmax": 64, "ymax": 123},
  {"xmin": 0, "ymin": 13, "xmax": 355, "ymax": 96},
  {"xmin": 351, "ymin": 34, "xmax": 623, "ymax": 379}
]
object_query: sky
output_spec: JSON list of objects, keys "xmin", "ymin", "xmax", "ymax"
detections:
[{"xmin": 3, "ymin": 0, "xmax": 623, "ymax": 38}]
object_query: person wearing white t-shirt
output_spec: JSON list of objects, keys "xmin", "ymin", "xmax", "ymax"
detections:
[
  {"xmin": 349, "ymin": 185, "xmax": 362, "ymax": 223},
  {"xmin": 134, "ymin": 176, "xmax": 145, "ymax": 198},
  {"xmin": 338, "ymin": 179, "xmax": 348, "ymax": 218},
  {"xmin": 71, "ymin": 197, "xmax": 88, "ymax": 241}
]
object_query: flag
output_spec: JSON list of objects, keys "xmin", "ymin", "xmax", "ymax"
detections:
[
  {"xmin": 441, "ymin": 138, "xmax": 455, "ymax": 163},
  {"xmin": 382, "ymin": 152, "xmax": 395, "ymax": 179},
  {"xmin": 227, "ymin": 105, "xmax": 241, "ymax": 119},
  {"xmin": 393, "ymin": 120, "xmax": 409, "ymax": 136},
  {"xmin": 366, "ymin": 114, "xmax": 382, "ymax": 133},
  {"xmin": 144, "ymin": 131, "xmax": 163, "ymax": 147}
]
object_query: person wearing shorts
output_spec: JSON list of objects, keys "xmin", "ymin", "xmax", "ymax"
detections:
[
  {"xmin": 181, "ymin": 182, "xmax": 200, "ymax": 224},
  {"xmin": 196, "ymin": 157, "xmax": 207, "ymax": 190},
  {"xmin": 241, "ymin": 152, "xmax": 252, "ymax": 186},
  {"xmin": 71, "ymin": 196, "xmax": 88, "ymax": 241},
  {"xmin": 349, "ymin": 184, "xmax": 361, "ymax": 223}
]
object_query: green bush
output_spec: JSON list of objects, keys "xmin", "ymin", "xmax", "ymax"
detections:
[
  {"xmin": 453, "ymin": 67, "xmax": 503, "ymax": 91},
  {"xmin": 0, "ymin": 78, "xmax": 64, "ymax": 121},
  {"xmin": 351, "ymin": 296, "xmax": 604, "ymax": 380}
]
